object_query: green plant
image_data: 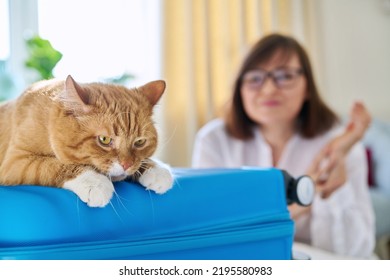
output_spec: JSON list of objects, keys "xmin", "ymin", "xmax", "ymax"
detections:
[
  {"xmin": 25, "ymin": 35, "xmax": 62, "ymax": 80},
  {"xmin": 104, "ymin": 72, "xmax": 135, "ymax": 85}
]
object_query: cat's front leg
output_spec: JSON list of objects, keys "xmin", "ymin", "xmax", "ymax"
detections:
[
  {"xmin": 0, "ymin": 151, "xmax": 114, "ymax": 207},
  {"xmin": 138, "ymin": 159, "xmax": 174, "ymax": 194},
  {"xmin": 63, "ymin": 170, "xmax": 114, "ymax": 207}
]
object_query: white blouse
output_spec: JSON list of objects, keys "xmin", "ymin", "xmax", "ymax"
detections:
[{"xmin": 192, "ymin": 119, "xmax": 375, "ymax": 258}]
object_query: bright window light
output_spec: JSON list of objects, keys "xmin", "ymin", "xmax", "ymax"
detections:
[
  {"xmin": 38, "ymin": 0, "xmax": 161, "ymax": 85},
  {"xmin": 0, "ymin": 0, "xmax": 10, "ymax": 60}
]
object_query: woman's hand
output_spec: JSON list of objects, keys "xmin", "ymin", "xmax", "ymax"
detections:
[
  {"xmin": 307, "ymin": 144, "xmax": 348, "ymax": 199},
  {"xmin": 288, "ymin": 203, "xmax": 311, "ymax": 219},
  {"xmin": 330, "ymin": 101, "xmax": 371, "ymax": 152},
  {"xmin": 307, "ymin": 101, "xmax": 370, "ymax": 199},
  {"xmin": 288, "ymin": 146, "xmax": 347, "ymax": 219}
]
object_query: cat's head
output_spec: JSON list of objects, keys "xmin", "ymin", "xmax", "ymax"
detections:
[{"xmin": 52, "ymin": 75, "xmax": 165, "ymax": 179}]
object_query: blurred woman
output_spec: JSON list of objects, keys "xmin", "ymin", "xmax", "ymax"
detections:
[{"xmin": 192, "ymin": 34, "xmax": 375, "ymax": 258}]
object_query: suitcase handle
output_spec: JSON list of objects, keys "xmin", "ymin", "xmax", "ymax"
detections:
[{"xmin": 282, "ymin": 170, "xmax": 315, "ymax": 206}]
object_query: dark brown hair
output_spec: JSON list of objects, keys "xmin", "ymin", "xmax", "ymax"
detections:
[{"xmin": 224, "ymin": 33, "xmax": 339, "ymax": 139}]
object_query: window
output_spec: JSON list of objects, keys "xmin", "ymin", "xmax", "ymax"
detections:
[
  {"xmin": 37, "ymin": 0, "xmax": 162, "ymax": 86},
  {"xmin": 2, "ymin": 0, "xmax": 162, "ymax": 102},
  {"xmin": 0, "ymin": 0, "xmax": 10, "ymax": 60}
]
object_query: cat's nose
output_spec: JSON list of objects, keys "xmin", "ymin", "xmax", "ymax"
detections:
[{"xmin": 121, "ymin": 161, "xmax": 133, "ymax": 171}]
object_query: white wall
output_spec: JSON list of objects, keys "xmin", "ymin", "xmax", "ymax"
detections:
[{"xmin": 312, "ymin": 0, "xmax": 390, "ymax": 122}]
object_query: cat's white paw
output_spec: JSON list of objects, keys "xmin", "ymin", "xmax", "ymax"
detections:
[
  {"xmin": 139, "ymin": 165, "xmax": 174, "ymax": 194},
  {"xmin": 111, "ymin": 174, "xmax": 128, "ymax": 182},
  {"xmin": 63, "ymin": 170, "xmax": 114, "ymax": 207}
]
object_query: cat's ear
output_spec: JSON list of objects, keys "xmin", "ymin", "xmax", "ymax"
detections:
[
  {"xmin": 138, "ymin": 80, "xmax": 166, "ymax": 106},
  {"xmin": 63, "ymin": 75, "xmax": 91, "ymax": 113}
]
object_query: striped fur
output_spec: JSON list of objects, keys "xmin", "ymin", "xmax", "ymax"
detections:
[{"xmin": 0, "ymin": 75, "xmax": 165, "ymax": 188}]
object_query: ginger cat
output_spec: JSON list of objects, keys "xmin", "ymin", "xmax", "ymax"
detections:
[{"xmin": 0, "ymin": 75, "xmax": 173, "ymax": 207}]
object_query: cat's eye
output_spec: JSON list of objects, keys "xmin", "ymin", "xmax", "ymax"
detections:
[
  {"xmin": 98, "ymin": 135, "xmax": 113, "ymax": 146},
  {"xmin": 134, "ymin": 138, "xmax": 147, "ymax": 148}
]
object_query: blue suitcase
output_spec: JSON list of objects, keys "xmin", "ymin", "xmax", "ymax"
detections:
[{"xmin": 0, "ymin": 168, "xmax": 309, "ymax": 260}]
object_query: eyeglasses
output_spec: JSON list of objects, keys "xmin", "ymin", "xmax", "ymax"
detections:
[{"xmin": 242, "ymin": 67, "xmax": 304, "ymax": 90}]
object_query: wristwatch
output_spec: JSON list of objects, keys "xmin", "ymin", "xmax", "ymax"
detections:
[{"xmin": 283, "ymin": 171, "xmax": 315, "ymax": 206}]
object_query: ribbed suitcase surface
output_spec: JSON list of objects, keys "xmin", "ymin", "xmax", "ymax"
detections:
[{"xmin": 0, "ymin": 168, "xmax": 293, "ymax": 260}]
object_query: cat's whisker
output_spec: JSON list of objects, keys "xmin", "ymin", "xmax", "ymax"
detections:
[
  {"xmin": 76, "ymin": 195, "xmax": 82, "ymax": 228},
  {"xmin": 108, "ymin": 197, "xmax": 125, "ymax": 225},
  {"xmin": 112, "ymin": 189, "xmax": 134, "ymax": 217},
  {"xmin": 141, "ymin": 121, "xmax": 154, "ymax": 131},
  {"xmin": 113, "ymin": 190, "xmax": 132, "ymax": 203},
  {"xmin": 146, "ymin": 189, "xmax": 156, "ymax": 224},
  {"xmin": 107, "ymin": 174, "xmax": 131, "ymax": 218},
  {"xmin": 156, "ymin": 124, "xmax": 178, "ymax": 152},
  {"xmin": 171, "ymin": 174, "xmax": 181, "ymax": 190},
  {"xmin": 133, "ymin": 171, "xmax": 142, "ymax": 180}
]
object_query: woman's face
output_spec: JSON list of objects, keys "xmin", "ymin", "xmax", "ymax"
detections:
[{"xmin": 240, "ymin": 52, "xmax": 307, "ymax": 128}]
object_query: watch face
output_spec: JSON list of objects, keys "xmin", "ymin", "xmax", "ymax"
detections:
[{"xmin": 297, "ymin": 176, "xmax": 315, "ymax": 206}]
